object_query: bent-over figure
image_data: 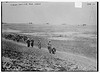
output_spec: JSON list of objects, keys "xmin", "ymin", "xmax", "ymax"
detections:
[{"xmin": 52, "ymin": 47, "xmax": 56, "ymax": 54}]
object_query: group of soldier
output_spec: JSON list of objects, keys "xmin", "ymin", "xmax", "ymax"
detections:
[
  {"xmin": 26, "ymin": 39, "xmax": 56, "ymax": 54},
  {"xmin": 26, "ymin": 39, "xmax": 35, "ymax": 47},
  {"xmin": 3, "ymin": 33, "xmax": 56, "ymax": 54}
]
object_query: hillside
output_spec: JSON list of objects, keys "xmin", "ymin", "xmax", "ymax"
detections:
[{"xmin": 2, "ymin": 38, "xmax": 97, "ymax": 71}]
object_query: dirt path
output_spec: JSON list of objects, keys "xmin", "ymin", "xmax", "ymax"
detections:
[{"xmin": 2, "ymin": 38, "xmax": 97, "ymax": 70}]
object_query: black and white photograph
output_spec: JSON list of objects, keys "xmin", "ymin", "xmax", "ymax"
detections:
[{"xmin": 1, "ymin": 1, "xmax": 98, "ymax": 72}]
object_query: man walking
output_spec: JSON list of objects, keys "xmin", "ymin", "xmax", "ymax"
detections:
[
  {"xmin": 38, "ymin": 39, "xmax": 41, "ymax": 49},
  {"xmin": 26, "ymin": 38, "xmax": 30, "ymax": 47},
  {"xmin": 47, "ymin": 41, "xmax": 52, "ymax": 53},
  {"xmin": 31, "ymin": 39, "xmax": 34, "ymax": 47}
]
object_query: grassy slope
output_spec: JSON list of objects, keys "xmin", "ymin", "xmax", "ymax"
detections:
[{"xmin": 2, "ymin": 39, "xmax": 97, "ymax": 71}]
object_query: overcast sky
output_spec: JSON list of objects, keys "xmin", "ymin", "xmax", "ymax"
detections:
[{"xmin": 2, "ymin": 2, "xmax": 97, "ymax": 25}]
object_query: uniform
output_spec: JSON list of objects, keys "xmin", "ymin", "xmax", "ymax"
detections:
[
  {"xmin": 38, "ymin": 40, "xmax": 41, "ymax": 49},
  {"xmin": 48, "ymin": 41, "xmax": 52, "ymax": 53},
  {"xmin": 26, "ymin": 39, "xmax": 30, "ymax": 47},
  {"xmin": 31, "ymin": 40, "xmax": 34, "ymax": 47},
  {"xmin": 52, "ymin": 48, "xmax": 56, "ymax": 54}
]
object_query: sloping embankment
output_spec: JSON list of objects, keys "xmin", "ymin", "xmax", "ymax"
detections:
[{"xmin": 2, "ymin": 39, "xmax": 97, "ymax": 71}]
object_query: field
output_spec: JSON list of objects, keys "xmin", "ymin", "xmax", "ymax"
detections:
[{"xmin": 2, "ymin": 23, "xmax": 97, "ymax": 71}]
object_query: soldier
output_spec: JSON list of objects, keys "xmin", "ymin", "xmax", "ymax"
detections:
[
  {"xmin": 47, "ymin": 41, "xmax": 52, "ymax": 53},
  {"xmin": 16, "ymin": 35, "xmax": 20, "ymax": 42},
  {"xmin": 26, "ymin": 38, "xmax": 31, "ymax": 47},
  {"xmin": 38, "ymin": 39, "xmax": 41, "ymax": 49},
  {"xmin": 23, "ymin": 36, "xmax": 28, "ymax": 42},
  {"xmin": 31, "ymin": 39, "xmax": 34, "ymax": 47},
  {"xmin": 52, "ymin": 47, "xmax": 56, "ymax": 54}
]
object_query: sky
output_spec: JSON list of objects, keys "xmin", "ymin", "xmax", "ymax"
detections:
[{"xmin": 2, "ymin": 2, "xmax": 97, "ymax": 25}]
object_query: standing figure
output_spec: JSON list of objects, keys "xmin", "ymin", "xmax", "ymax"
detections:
[
  {"xmin": 31, "ymin": 39, "xmax": 34, "ymax": 47},
  {"xmin": 23, "ymin": 36, "xmax": 28, "ymax": 42},
  {"xmin": 48, "ymin": 41, "xmax": 52, "ymax": 53},
  {"xmin": 38, "ymin": 39, "xmax": 41, "ymax": 49},
  {"xmin": 26, "ymin": 38, "xmax": 30, "ymax": 47}
]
